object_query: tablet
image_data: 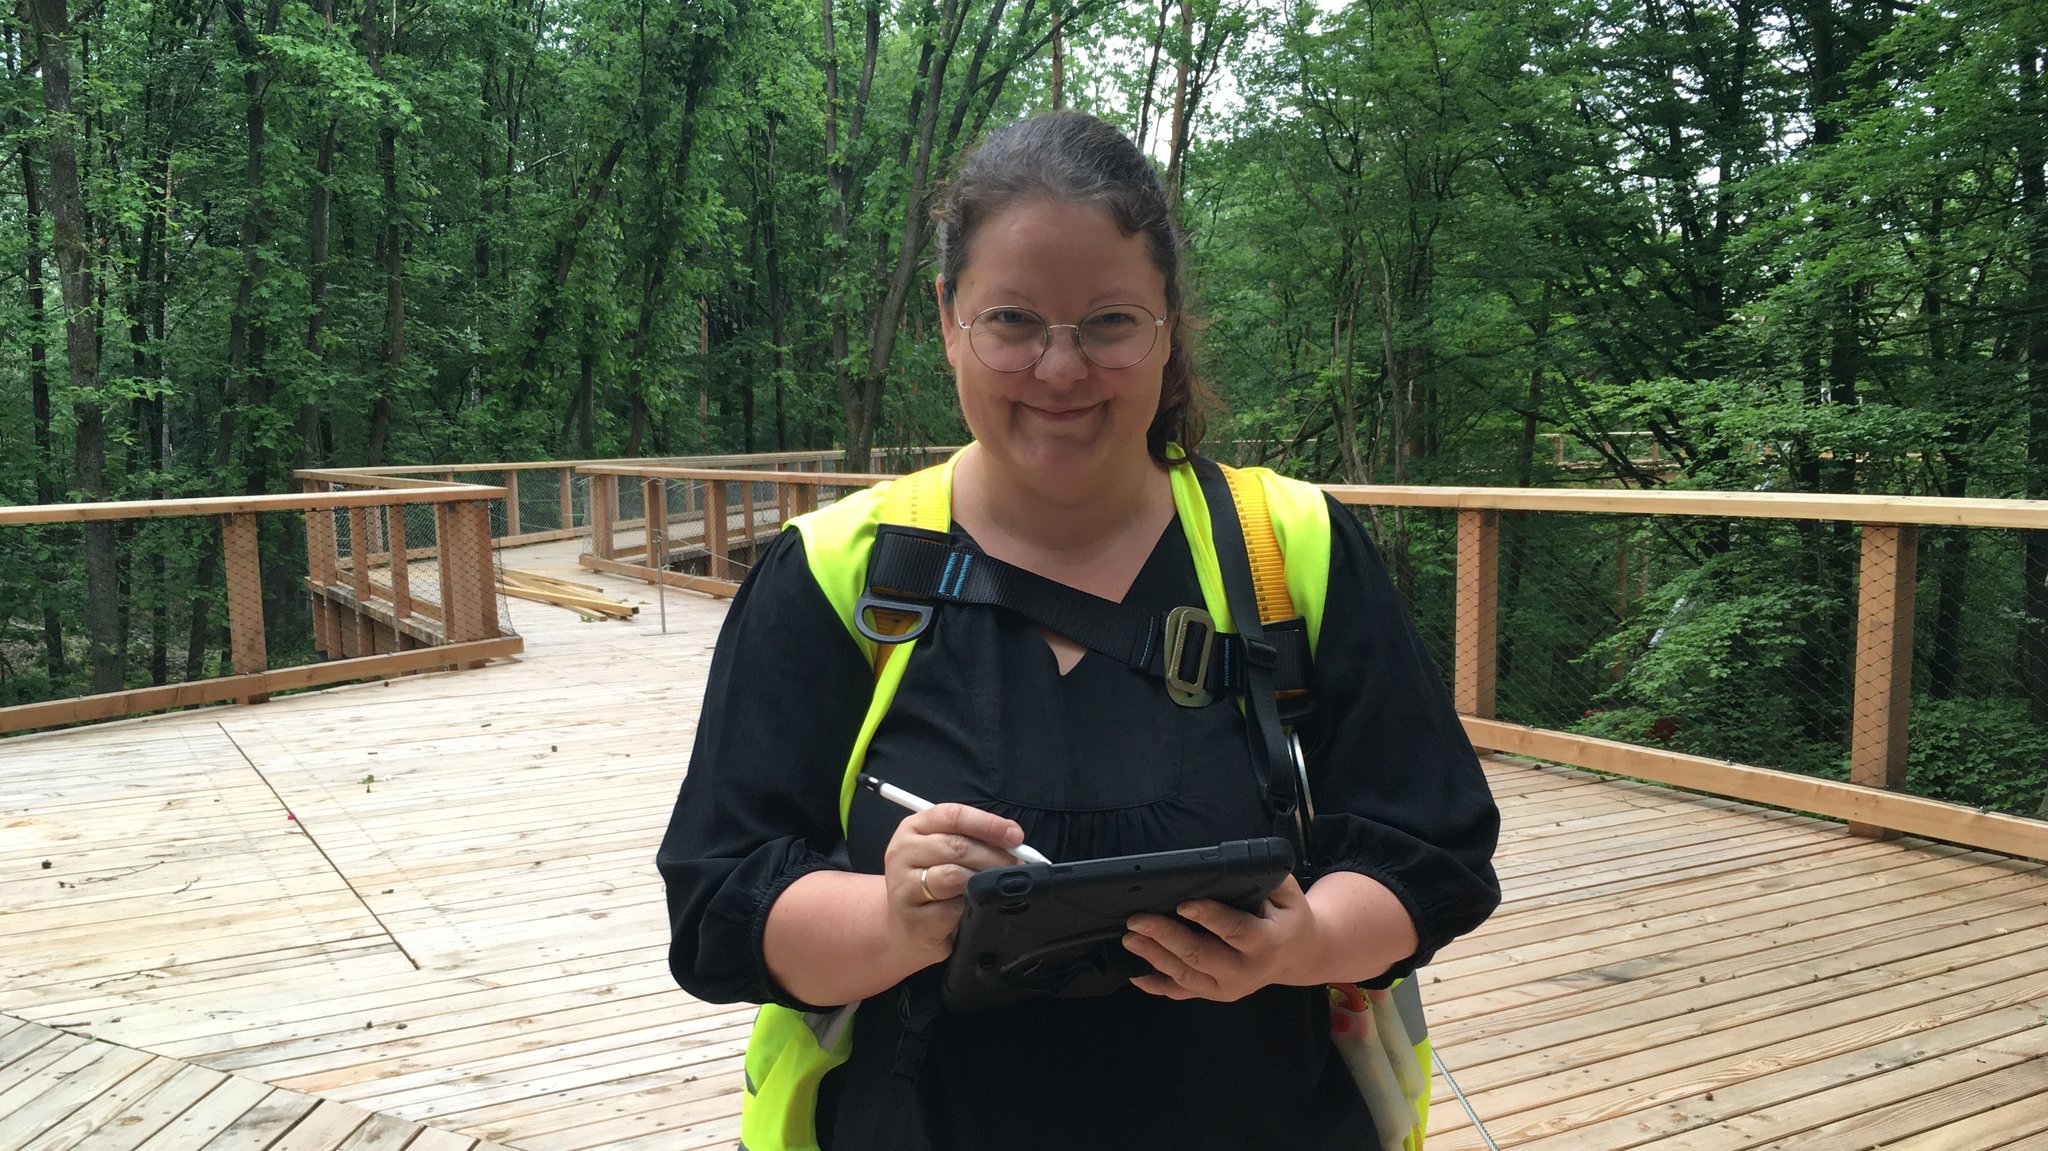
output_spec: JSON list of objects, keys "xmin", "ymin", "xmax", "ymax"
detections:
[{"xmin": 941, "ymin": 836, "xmax": 1295, "ymax": 1012}]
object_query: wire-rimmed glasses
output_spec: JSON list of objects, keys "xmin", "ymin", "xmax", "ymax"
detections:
[{"xmin": 955, "ymin": 303, "xmax": 1167, "ymax": 373}]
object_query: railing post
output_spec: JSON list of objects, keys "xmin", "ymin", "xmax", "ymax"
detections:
[
  {"xmin": 388, "ymin": 506, "xmax": 413, "ymax": 648},
  {"xmin": 348, "ymin": 506, "xmax": 374, "ymax": 656},
  {"xmin": 223, "ymin": 512, "xmax": 269, "ymax": 703},
  {"xmin": 503, "ymin": 471, "xmax": 521, "ymax": 538},
  {"xmin": 792, "ymin": 479, "xmax": 817, "ymax": 518},
  {"xmin": 645, "ymin": 478, "xmax": 667, "ymax": 573},
  {"xmin": 706, "ymin": 480, "xmax": 731, "ymax": 580},
  {"xmin": 304, "ymin": 484, "xmax": 337, "ymax": 660},
  {"xmin": 560, "ymin": 468, "xmax": 575, "ymax": 531},
  {"xmin": 589, "ymin": 473, "xmax": 616, "ymax": 560},
  {"xmin": 1455, "ymin": 509, "xmax": 1500, "ymax": 741},
  {"xmin": 438, "ymin": 500, "xmax": 497, "ymax": 644},
  {"xmin": 1850, "ymin": 523, "xmax": 1918, "ymax": 839},
  {"xmin": 740, "ymin": 478, "xmax": 756, "ymax": 553}
]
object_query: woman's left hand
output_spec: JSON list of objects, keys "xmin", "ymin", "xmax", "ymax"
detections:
[{"xmin": 1122, "ymin": 874, "xmax": 1321, "ymax": 1002}]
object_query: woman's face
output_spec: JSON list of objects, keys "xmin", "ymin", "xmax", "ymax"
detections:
[{"xmin": 939, "ymin": 198, "xmax": 1169, "ymax": 499}]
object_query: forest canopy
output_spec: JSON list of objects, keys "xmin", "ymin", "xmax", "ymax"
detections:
[{"xmin": 3, "ymin": 0, "xmax": 2047, "ymax": 812}]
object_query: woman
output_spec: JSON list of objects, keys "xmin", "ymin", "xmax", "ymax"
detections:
[{"xmin": 658, "ymin": 110, "xmax": 1500, "ymax": 1150}]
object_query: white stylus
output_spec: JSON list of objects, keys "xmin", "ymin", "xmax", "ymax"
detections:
[{"xmin": 857, "ymin": 773, "xmax": 1054, "ymax": 865}]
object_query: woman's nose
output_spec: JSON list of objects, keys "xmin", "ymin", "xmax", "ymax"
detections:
[{"xmin": 1035, "ymin": 326, "xmax": 1089, "ymax": 382}]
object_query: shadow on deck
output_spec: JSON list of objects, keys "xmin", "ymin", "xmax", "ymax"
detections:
[{"xmin": 2, "ymin": 538, "xmax": 2045, "ymax": 1151}]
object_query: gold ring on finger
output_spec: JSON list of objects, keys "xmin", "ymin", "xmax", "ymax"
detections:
[{"xmin": 918, "ymin": 867, "xmax": 936, "ymax": 903}]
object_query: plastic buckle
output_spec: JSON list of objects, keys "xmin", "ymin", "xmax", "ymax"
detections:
[
  {"xmin": 855, "ymin": 591, "xmax": 934, "ymax": 644},
  {"xmin": 1164, "ymin": 606, "xmax": 1216, "ymax": 708}
]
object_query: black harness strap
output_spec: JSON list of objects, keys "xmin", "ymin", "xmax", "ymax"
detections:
[
  {"xmin": 857, "ymin": 523, "xmax": 1313, "ymax": 706},
  {"xmin": 1190, "ymin": 455, "xmax": 1314, "ymax": 871}
]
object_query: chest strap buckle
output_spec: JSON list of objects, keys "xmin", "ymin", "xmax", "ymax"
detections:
[{"xmin": 1164, "ymin": 606, "xmax": 1216, "ymax": 708}]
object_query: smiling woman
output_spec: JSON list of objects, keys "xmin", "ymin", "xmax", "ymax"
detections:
[{"xmin": 656, "ymin": 110, "xmax": 1501, "ymax": 1151}]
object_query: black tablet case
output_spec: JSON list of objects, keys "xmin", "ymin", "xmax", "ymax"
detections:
[{"xmin": 941, "ymin": 836, "xmax": 1295, "ymax": 1011}]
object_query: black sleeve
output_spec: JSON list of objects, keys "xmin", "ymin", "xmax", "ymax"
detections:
[
  {"xmin": 655, "ymin": 529, "xmax": 875, "ymax": 1009},
  {"xmin": 1300, "ymin": 494, "xmax": 1502, "ymax": 984}
]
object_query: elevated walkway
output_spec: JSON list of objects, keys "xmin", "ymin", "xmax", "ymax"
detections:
[{"xmin": 2, "ymin": 539, "xmax": 2045, "ymax": 1150}]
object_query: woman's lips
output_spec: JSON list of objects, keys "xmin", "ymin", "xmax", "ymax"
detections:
[{"xmin": 1021, "ymin": 402, "xmax": 1099, "ymax": 422}]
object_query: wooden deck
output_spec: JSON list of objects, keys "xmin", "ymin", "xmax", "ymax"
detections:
[{"xmin": 3, "ymin": 538, "xmax": 2046, "ymax": 1150}]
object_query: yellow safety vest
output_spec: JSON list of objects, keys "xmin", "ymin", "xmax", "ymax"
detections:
[{"xmin": 736, "ymin": 444, "xmax": 1428, "ymax": 1151}]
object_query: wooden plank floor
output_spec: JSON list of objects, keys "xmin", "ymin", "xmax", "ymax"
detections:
[{"xmin": 5, "ymin": 537, "xmax": 2048, "ymax": 1150}]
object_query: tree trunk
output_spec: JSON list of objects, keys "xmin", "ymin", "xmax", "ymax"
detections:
[
  {"xmin": 300, "ymin": 113, "xmax": 338, "ymax": 468},
  {"xmin": 2018, "ymin": 48, "xmax": 2048, "ymax": 739},
  {"xmin": 221, "ymin": 0, "xmax": 275, "ymax": 487},
  {"xmin": 1049, "ymin": 10, "xmax": 1062, "ymax": 109},
  {"xmin": 28, "ymin": 0, "xmax": 119, "ymax": 693},
  {"xmin": 1165, "ymin": 0, "xmax": 1191, "ymax": 200},
  {"xmin": 365, "ymin": 0, "xmax": 405, "ymax": 446},
  {"xmin": 1136, "ymin": 0, "xmax": 1168, "ymax": 152},
  {"xmin": 763, "ymin": 112, "xmax": 789, "ymax": 450},
  {"xmin": 19, "ymin": 132, "xmax": 65, "ymax": 676},
  {"xmin": 821, "ymin": 0, "xmax": 881, "ymax": 468},
  {"xmin": 512, "ymin": 137, "xmax": 626, "ymax": 395},
  {"xmin": 621, "ymin": 29, "xmax": 722, "ymax": 457}
]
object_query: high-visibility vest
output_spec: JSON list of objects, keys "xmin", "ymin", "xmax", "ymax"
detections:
[{"xmin": 735, "ymin": 444, "xmax": 1428, "ymax": 1151}]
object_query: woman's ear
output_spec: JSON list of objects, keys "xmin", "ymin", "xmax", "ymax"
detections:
[{"xmin": 936, "ymin": 276, "xmax": 962, "ymax": 369}]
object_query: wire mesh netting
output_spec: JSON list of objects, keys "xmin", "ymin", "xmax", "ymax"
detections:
[
  {"xmin": 1341, "ymin": 501, "xmax": 2048, "ymax": 822},
  {"xmin": 313, "ymin": 487, "xmax": 514, "ymax": 655},
  {"xmin": 1907, "ymin": 526, "xmax": 2048, "ymax": 818},
  {"xmin": 2, "ymin": 507, "xmax": 332, "ymax": 716},
  {"xmin": 1508, "ymin": 512, "xmax": 1860, "ymax": 778},
  {"xmin": 582, "ymin": 461, "xmax": 874, "ymax": 587}
]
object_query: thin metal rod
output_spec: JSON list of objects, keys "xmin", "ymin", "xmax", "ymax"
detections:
[
  {"xmin": 1433, "ymin": 1048, "xmax": 1499, "ymax": 1151},
  {"xmin": 656, "ymin": 483, "xmax": 669, "ymax": 636}
]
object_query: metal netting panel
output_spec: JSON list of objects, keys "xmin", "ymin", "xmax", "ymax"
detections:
[
  {"xmin": 1906, "ymin": 526, "xmax": 2047, "ymax": 818},
  {"xmin": 1336, "ymin": 503, "xmax": 1458, "ymax": 689}
]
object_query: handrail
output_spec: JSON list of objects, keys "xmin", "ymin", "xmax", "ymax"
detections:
[
  {"xmin": 308, "ymin": 450, "xmax": 848, "ymax": 477},
  {"xmin": 0, "ymin": 484, "xmax": 506, "ymax": 524},
  {"xmin": 1323, "ymin": 485, "xmax": 2048, "ymax": 529},
  {"xmin": 575, "ymin": 465, "xmax": 897, "ymax": 486},
  {"xmin": 1, "ymin": 481, "xmax": 519, "ymax": 735}
]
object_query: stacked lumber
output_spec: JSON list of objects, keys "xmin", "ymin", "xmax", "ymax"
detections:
[{"xmin": 499, "ymin": 568, "xmax": 638, "ymax": 620}]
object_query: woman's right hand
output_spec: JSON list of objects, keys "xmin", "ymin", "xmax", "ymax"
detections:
[{"xmin": 880, "ymin": 803, "xmax": 1030, "ymax": 964}]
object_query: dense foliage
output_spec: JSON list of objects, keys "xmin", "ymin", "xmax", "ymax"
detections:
[{"xmin": 3, "ymin": 0, "xmax": 2046, "ymax": 813}]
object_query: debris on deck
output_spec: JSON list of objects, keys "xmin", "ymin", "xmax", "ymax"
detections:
[{"xmin": 498, "ymin": 568, "xmax": 637, "ymax": 621}]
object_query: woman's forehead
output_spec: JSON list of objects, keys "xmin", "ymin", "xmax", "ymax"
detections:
[{"xmin": 956, "ymin": 200, "xmax": 1164, "ymax": 301}]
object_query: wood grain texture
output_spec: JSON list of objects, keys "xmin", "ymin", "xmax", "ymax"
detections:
[{"xmin": 3, "ymin": 537, "xmax": 2045, "ymax": 1150}]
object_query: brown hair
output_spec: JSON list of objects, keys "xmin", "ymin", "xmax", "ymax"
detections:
[{"xmin": 933, "ymin": 110, "xmax": 1210, "ymax": 460}]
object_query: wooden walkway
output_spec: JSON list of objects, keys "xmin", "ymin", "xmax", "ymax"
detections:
[{"xmin": 3, "ymin": 538, "xmax": 2046, "ymax": 1150}]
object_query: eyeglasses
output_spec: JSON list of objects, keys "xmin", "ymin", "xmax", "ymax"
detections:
[{"xmin": 954, "ymin": 303, "xmax": 1167, "ymax": 373}]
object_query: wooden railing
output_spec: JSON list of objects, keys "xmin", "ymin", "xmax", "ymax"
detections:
[
  {"xmin": 0, "ymin": 484, "xmax": 523, "ymax": 735},
  {"xmin": 570, "ymin": 449, "xmax": 952, "ymax": 594},
  {"xmin": 18, "ymin": 448, "xmax": 2048, "ymax": 864},
  {"xmin": 574, "ymin": 462, "xmax": 2048, "ymax": 863},
  {"xmin": 573, "ymin": 465, "xmax": 897, "ymax": 594},
  {"xmin": 298, "ymin": 451, "xmax": 855, "ymax": 553},
  {"xmin": 1323, "ymin": 484, "xmax": 2048, "ymax": 862}
]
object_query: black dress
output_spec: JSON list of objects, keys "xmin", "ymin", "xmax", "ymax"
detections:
[{"xmin": 657, "ymin": 493, "xmax": 1501, "ymax": 1151}]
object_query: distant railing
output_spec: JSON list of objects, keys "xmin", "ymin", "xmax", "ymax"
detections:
[
  {"xmin": 0, "ymin": 484, "xmax": 523, "ymax": 735},
  {"xmin": 299, "ymin": 451, "xmax": 855, "ymax": 553},
  {"xmin": 571, "ymin": 448, "xmax": 953, "ymax": 595}
]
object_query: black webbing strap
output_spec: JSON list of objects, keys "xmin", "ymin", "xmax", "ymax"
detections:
[
  {"xmin": 1190, "ymin": 455, "xmax": 1313, "ymax": 869},
  {"xmin": 859, "ymin": 524, "xmax": 1313, "ymax": 704}
]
